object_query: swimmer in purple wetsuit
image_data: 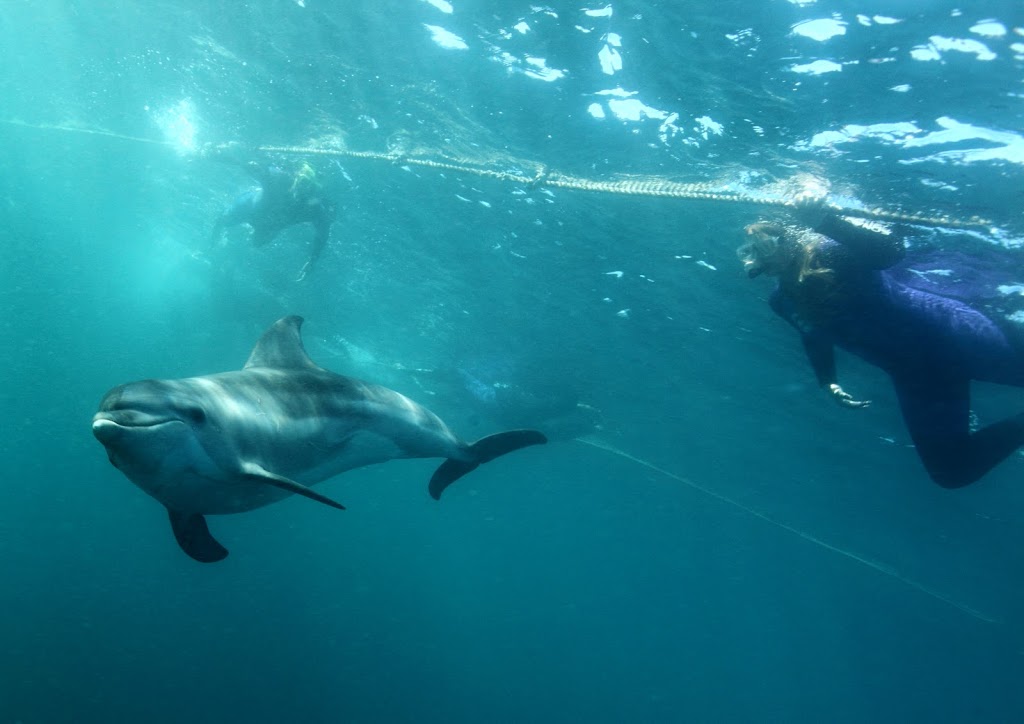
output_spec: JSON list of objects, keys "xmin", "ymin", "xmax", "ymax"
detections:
[
  {"xmin": 738, "ymin": 214, "xmax": 1024, "ymax": 487},
  {"xmin": 210, "ymin": 157, "xmax": 335, "ymax": 281}
]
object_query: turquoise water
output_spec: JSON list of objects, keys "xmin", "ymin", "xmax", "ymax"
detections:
[{"xmin": 2, "ymin": 1, "xmax": 1024, "ymax": 722}]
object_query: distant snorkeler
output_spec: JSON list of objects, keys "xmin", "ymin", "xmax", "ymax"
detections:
[
  {"xmin": 738, "ymin": 210, "xmax": 1024, "ymax": 488},
  {"xmin": 207, "ymin": 143, "xmax": 335, "ymax": 281}
]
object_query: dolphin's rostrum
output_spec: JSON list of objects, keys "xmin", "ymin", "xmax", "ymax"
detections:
[{"xmin": 92, "ymin": 316, "xmax": 547, "ymax": 562}]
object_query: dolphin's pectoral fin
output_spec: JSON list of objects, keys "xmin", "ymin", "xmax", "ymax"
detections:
[
  {"xmin": 240, "ymin": 461, "xmax": 346, "ymax": 510},
  {"xmin": 428, "ymin": 429, "xmax": 548, "ymax": 500},
  {"xmin": 167, "ymin": 509, "xmax": 229, "ymax": 563}
]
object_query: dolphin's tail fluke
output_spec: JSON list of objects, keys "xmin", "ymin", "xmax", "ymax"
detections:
[{"xmin": 428, "ymin": 429, "xmax": 547, "ymax": 500}]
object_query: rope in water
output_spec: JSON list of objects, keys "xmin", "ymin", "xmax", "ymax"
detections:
[
  {"xmin": 0, "ymin": 119, "xmax": 992, "ymax": 229},
  {"xmin": 1, "ymin": 118, "xmax": 175, "ymax": 146},
  {"xmin": 258, "ymin": 143, "xmax": 992, "ymax": 229}
]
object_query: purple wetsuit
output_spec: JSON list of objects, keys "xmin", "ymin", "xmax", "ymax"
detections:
[{"xmin": 770, "ymin": 221, "xmax": 1024, "ymax": 487}]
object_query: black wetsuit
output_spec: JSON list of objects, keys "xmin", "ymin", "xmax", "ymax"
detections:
[
  {"xmin": 212, "ymin": 163, "xmax": 333, "ymax": 275},
  {"xmin": 770, "ymin": 220, "xmax": 1024, "ymax": 487}
]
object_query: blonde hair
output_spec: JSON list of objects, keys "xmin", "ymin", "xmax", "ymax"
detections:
[
  {"xmin": 290, "ymin": 162, "xmax": 320, "ymax": 196},
  {"xmin": 793, "ymin": 229, "xmax": 833, "ymax": 284},
  {"xmin": 742, "ymin": 222, "xmax": 833, "ymax": 283}
]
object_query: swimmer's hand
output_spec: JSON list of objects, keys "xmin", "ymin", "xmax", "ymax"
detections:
[
  {"xmin": 828, "ymin": 383, "xmax": 870, "ymax": 409},
  {"xmin": 793, "ymin": 191, "xmax": 826, "ymax": 210},
  {"xmin": 791, "ymin": 192, "xmax": 830, "ymax": 228}
]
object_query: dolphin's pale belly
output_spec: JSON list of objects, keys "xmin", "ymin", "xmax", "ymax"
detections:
[
  {"xmin": 168, "ymin": 427, "xmax": 425, "ymax": 515},
  {"xmin": 149, "ymin": 469, "xmax": 287, "ymax": 514}
]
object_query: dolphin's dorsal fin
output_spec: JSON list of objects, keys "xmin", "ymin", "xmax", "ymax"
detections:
[{"xmin": 244, "ymin": 315, "xmax": 321, "ymax": 371}]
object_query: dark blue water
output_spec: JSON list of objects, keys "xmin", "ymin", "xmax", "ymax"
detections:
[{"xmin": 3, "ymin": 1, "xmax": 1024, "ymax": 722}]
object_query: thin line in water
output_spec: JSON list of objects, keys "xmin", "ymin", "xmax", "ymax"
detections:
[
  {"xmin": 575, "ymin": 436, "xmax": 998, "ymax": 625},
  {"xmin": 1, "ymin": 119, "xmax": 172, "ymax": 145}
]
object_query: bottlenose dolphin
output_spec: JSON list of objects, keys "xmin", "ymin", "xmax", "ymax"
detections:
[{"xmin": 92, "ymin": 316, "xmax": 547, "ymax": 563}]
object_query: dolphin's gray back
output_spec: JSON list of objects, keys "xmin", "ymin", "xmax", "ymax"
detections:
[{"xmin": 194, "ymin": 366, "xmax": 467, "ymax": 483}]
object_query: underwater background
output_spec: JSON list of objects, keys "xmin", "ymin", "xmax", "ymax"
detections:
[{"xmin": 2, "ymin": 1, "xmax": 1024, "ymax": 721}]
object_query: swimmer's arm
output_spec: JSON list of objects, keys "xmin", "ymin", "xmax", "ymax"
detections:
[
  {"xmin": 770, "ymin": 291, "xmax": 869, "ymax": 409},
  {"xmin": 296, "ymin": 216, "xmax": 331, "ymax": 282},
  {"xmin": 309, "ymin": 215, "xmax": 330, "ymax": 265},
  {"xmin": 801, "ymin": 332, "xmax": 836, "ymax": 389},
  {"xmin": 801, "ymin": 333, "xmax": 870, "ymax": 409},
  {"xmin": 813, "ymin": 214, "xmax": 905, "ymax": 270}
]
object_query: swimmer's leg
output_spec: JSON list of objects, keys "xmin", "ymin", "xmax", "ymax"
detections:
[{"xmin": 893, "ymin": 376, "xmax": 1024, "ymax": 488}]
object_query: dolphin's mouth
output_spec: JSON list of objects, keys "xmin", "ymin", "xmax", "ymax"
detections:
[
  {"xmin": 92, "ymin": 418, "xmax": 127, "ymax": 444},
  {"xmin": 91, "ymin": 415, "xmax": 183, "ymax": 443}
]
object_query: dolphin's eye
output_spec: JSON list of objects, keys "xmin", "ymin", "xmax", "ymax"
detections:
[{"xmin": 184, "ymin": 407, "xmax": 207, "ymax": 424}]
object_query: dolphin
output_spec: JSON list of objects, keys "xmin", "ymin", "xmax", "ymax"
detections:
[{"xmin": 92, "ymin": 316, "xmax": 547, "ymax": 563}]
